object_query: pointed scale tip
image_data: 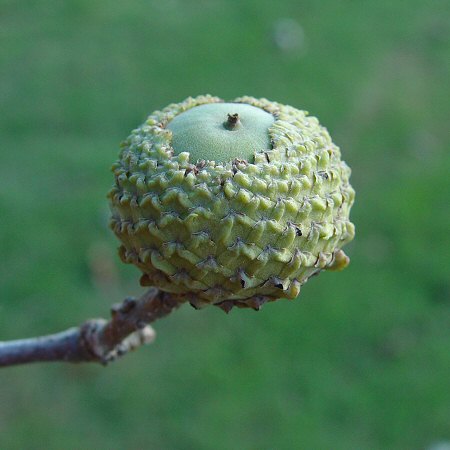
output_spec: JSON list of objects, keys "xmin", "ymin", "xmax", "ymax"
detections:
[
  {"xmin": 216, "ymin": 301, "xmax": 234, "ymax": 314},
  {"xmin": 247, "ymin": 297, "xmax": 268, "ymax": 311}
]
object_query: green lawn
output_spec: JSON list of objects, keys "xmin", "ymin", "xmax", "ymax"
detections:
[{"xmin": 1, "ymin": 0, "xmax": 449, "ymax": 448}]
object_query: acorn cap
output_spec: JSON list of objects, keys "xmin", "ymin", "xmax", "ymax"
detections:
[{"xmin": 109, "ymin": 95, "xmax": 355, "ymax": 311}]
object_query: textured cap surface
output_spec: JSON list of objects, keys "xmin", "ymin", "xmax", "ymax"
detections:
[{"xmin": 109, "ymin": 95, "xmax": 355, "ymax": 310}]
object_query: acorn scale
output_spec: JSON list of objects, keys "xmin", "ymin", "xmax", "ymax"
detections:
[{"xmin": 108, "ymin": 95, "xmax": 355, "ymax": 311}]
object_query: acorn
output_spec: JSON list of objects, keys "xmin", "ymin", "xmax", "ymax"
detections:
[{"xmin": 108, "ymin": 95, "xmax": 355, "ymax": 311}]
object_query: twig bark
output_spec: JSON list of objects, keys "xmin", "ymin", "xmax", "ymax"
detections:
[{"xmin": 0, "ymin": 288, "xmax": 181, "ymax": 368}]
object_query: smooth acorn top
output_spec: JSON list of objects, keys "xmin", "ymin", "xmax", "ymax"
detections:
[{"xmin": 167, "ymin": 102, "xmax": 275, "ymax": 163}]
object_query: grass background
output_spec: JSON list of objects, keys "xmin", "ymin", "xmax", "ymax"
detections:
[{"xmin": 1, "ymin": 0, "xmax": 449, "ymax": 448}]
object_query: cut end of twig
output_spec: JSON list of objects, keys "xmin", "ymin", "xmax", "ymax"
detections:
[{"xmin": 98, "ymin": 326, "xmax": 157, "ymax": 365}]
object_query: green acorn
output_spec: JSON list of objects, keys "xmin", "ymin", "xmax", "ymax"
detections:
[{"xmin": 109, "ymin": 95, "xmax": 355, "ymax": 311}]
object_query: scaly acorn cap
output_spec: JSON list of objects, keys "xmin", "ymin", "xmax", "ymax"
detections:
[{"xmin": 108, "ymin": 95, "xmax": 355, "ymax": 311}]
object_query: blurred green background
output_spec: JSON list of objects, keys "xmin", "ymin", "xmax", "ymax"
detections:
[{"xmin": 1, "ymin": 0, "xmax": 449, "ymax": 448}]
